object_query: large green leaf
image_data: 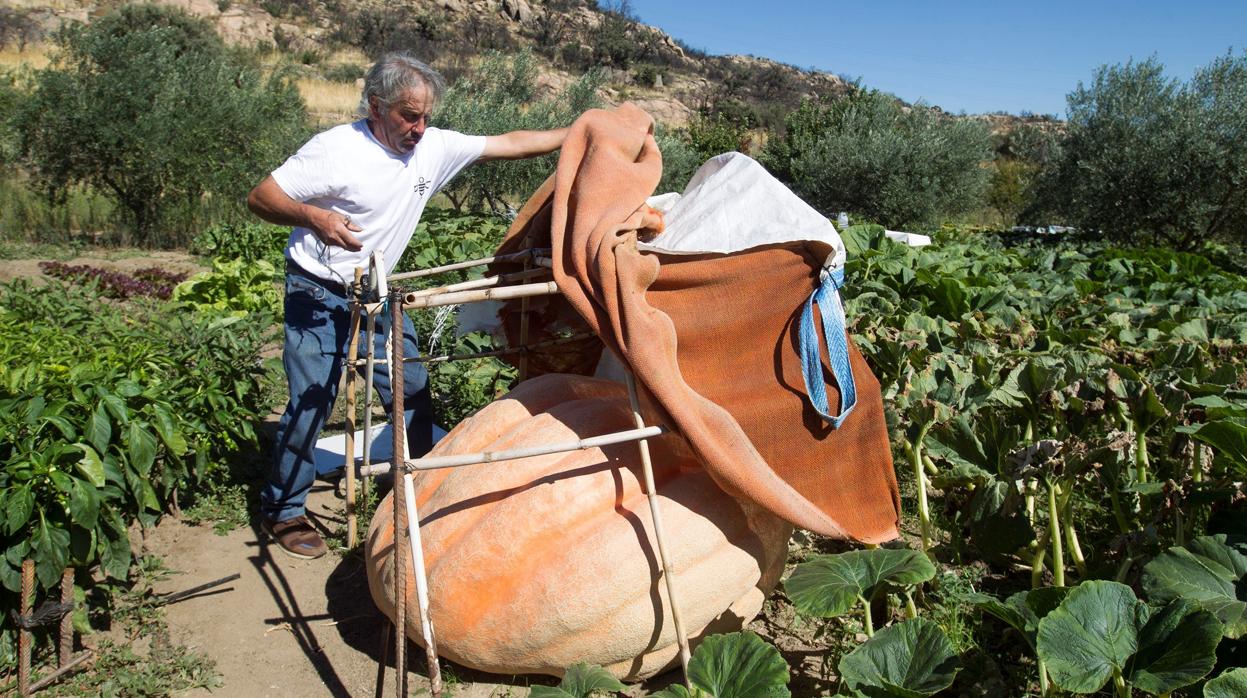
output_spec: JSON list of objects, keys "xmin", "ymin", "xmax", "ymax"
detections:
[
  {"xmin": 529, "ymin": 663, "xmax": 625, "ymax": 698},
  {"xmin": 86, "ymin": 404, "xmax": 111, "ymax": 453},
  {"xmin": 1142, "ymin": 536, "xmax": 1247, "ymax": 638},
  {"xmin": 786, "ymin": 549, "xmax": 935, "ymax": 618},
  {"xmin": 681, "ymin": 632, "xmax": 789, "ymax": 698},
  {"xmin": 128, "ymin": 421, "xmax": 158, "ymax": 476},
  {"xmin": 5, "ymin": 484, "xmax": 34, "ymax": 535},
  {"xmin": 1204, "ymin": 667, "xmax": 1247, "ymax": 698},
  {"xmin": 1126, "ymin": 599, "xmax": 1222, "ymax": 693},
  {"xmin": 1036, "ymin": 580, "xmax": 1146, "ymax": 694},
  {"xmin": 149, "ymin": 403, "xmax": 188, "ymax": 456},
  {"xmin": 73, "ymin": 443, "xmax": 107, "ymax": 487},
  {"xmin": 68, "ymin": 478, "xmax": 101, "ymax": 530},
  {"xmin": 838, "ymin": 618, "xmax": 960, "ymax": 698}
]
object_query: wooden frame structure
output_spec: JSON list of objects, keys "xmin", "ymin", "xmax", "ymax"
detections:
[{"xmin": 341, "ymin": 250, "xmax": 693, "ymax": 697}]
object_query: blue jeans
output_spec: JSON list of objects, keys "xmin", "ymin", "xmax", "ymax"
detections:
[{"xmin": 261, "ymin": 270, "xmax": 433, "ymax": 523}]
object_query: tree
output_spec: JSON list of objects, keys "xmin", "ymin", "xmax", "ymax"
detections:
[
  {"xmin": 432, "ymin": 50, "xmax": 602, "ymax": 213},
  {"xmin": 988, "ymin": 124, "xmax": 1063, "ymax": 225},
  {"xmin": 16, "ymin": 4, "xmax": 307, "ymax": 246},
  {"xmin": 761, "ymin": 90, "xmax": 991, "ymax": 229},
  {"xmin": 1026, "ymin": 54, "xmax": 1247, "ymax": 248}
]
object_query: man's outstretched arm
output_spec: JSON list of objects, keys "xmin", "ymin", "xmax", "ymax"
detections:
[
  {"xmin": 479, "ymin": 127, "xmax": 570, "ymax": 162},
  {"xmin": 247, "ymin": 176, "xmax": 363, "ymax": 251}
]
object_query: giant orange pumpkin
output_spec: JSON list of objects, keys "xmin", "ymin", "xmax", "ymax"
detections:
[{"xmin": 365, "ymin": 374, "xmax": 792, "ymax": 680}]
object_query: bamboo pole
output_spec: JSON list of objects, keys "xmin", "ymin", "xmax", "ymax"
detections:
[
  {"xmin": 19, "ymin": 559, "xmax": 33, "ymax": 696},
  {"xmin": 386, "ymin": 249, "xmax": 548, "ymax": 283},
  {"xmin": 59, "ymin": 568, "xmax": 73, "ymax": 667},
  {"xmin": 403, "ymin": 471, "xmax": 441, "ymax": 697},
  {"xmin": 625, "ymin": 373, "xmax": 692, "ymax": 681},
  {"xmin": 401, "ymin": 281, "xmax": 559, "ymax": 310},
  {"xmin": 403, "ymin": 267, "xmax": 551, "ymax": 301},
  {"xmin": 345, "ymin": 268, "xmax": 363, "ymax": 549},
  {"xmin": 361, "ymin": 299, "xmax": 379, "ymax": 504},
  {"xmin": 389, "ymin": 292, "xmax": 408, "ymax": 698},
  {"xmin": 359, "ymin": 425, "xmax": 668, "ymax": 477}
]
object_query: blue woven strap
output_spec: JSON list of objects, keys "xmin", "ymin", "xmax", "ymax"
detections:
[{"xmin": 798, "ymin": 267, "xmax": 857, "ymax": 428}]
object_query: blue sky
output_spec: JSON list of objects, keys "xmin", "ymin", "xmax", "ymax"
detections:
[{"xmin": 619, "ymin": 1, "xmax": 1245, "ymax": 117}]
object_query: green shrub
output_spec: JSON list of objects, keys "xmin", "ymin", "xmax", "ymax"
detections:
[
  {"xmin": 761, "ymin": 91, "xmax": 992, "ymax": 229},
  {"xmin": 654, "ymin": 126, "xmax": 702, "ymax": 194},
  {"xmin": 687, "ymin": 111, "xmax": 749, "ymax": 159},
  {"xmin": 432, "ymin": 50, "xmax": 602, "ymax": 214},
  {"xmin": 1026, "ymin": 53, "xmax": 1247, "ymax": 248},
  {"xmin": 0, "ymin": 279, "xmax": 271, "ymax": 596},
  {"xmin": 14, "ymin": 3, "xmax": 308, "ymax": 246},
  {"xmin": 190, "ymin": 220, "xmax": 288, "ymax": 266}
]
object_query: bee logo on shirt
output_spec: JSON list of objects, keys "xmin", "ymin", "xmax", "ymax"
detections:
[{"xmin": 415, "ymin": 177, "xmax": 430, "ymax": 196}]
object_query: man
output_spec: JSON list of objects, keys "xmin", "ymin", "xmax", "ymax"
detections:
[{"xmin": 248, "ymin": 51, "xmax": 570, "ymax": 559}]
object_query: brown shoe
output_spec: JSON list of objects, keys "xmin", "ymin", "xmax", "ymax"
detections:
[{"xmin": 262, "ymin": 516, "xmax": 328, "ymax": 559}]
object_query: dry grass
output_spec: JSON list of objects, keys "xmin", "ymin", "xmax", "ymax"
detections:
[
  {"xmin": 297, "ymin": 77, "xmax": 359, "ymax": 126},
  {"xmin": 0, "ymin": 43, "xmax": 52, "ymax": 70}
]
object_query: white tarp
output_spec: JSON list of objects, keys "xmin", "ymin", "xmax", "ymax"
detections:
[{"xmin": 643, "ymin": 153, "xmax": 847, "ymax": 272}]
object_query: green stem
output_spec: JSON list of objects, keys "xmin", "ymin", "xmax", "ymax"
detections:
[
  {"xmin": 1048, "ymin": 480, "xmax": 1064, "ymax": 587},
  {"xmin": 907, "ymin": 426, "xmax": 933, "ymax": 556},
  {"xmin": 859, "ymin": 595, "xmax": 874, "ymax": 638},
  {"xmin": 1192, "ymin": 442, "xmax": 1204, "ymax": 483},
  {"xmin": 1038, "ymin": 656, "xmax": 1050, "ymax": 696},
  {"xmin": 1135, "ymin": 428, "xmax": 1150, "ymax": 484},
  {"xmin": 1113, "ymin": 668, "xmax": 1129, "ymax": 698},
  {"xmin": 903, "ymin": 590, "xmax": 918, "ymax": 619},
  {"xmin": 1031, "ymin": 525, "xmax": 1049, "ymax": 588},
  {"xmin": 1064, "ymin": 517, "xmax": 1087, "ymax": 577},
  {"xmin": 922, "ymin": 454, "xmax": 939, "ymax": 477}
]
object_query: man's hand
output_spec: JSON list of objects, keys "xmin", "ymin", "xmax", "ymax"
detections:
[
  {"xmin": 247, "ymin": 176, "xmax": 363, "ymax": 251},
  {"xmin": 308, "ymin": 208, "xmax": 364, "ymax": 251}
]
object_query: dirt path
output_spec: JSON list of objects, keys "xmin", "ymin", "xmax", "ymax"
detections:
[{"xmin": 147, "ymin": 484, "xmax": 391, "ymax": 697}]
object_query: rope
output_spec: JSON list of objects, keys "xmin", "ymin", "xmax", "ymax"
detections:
[{"xmin": 798, "ymin": 266, "xmax": 857, "ymax": 428}]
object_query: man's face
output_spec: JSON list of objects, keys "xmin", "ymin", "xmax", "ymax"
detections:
[{"xmin": 368, "ymin": 84, "xmax": 433, "ymax": 155}]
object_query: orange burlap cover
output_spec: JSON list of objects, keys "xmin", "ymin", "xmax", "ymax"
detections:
[{"xmin": 492, "ymin": 105, "xmax": 900, "ymax": 542}]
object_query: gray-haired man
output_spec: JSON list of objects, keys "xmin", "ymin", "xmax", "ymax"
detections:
[{"xmin": 247, "ymin": 51, "xmax": 569, "ymax": 558}]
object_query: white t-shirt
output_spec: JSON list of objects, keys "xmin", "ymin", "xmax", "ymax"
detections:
[{"xmin": 271, "ymin": 121, "xmax": 486, "ymax": 283}]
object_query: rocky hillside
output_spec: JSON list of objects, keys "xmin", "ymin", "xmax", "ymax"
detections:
[{"xmin": 3, "ymin": 0, "xmax": 865, "ymax": 128}]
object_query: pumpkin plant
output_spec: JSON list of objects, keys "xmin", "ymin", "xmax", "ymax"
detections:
[
  {"xmin": 649, "ymin": 631, "xmax": 791, "ymax": 698},
  {"xmin": 785, "ymin": 548, "xmax": 936, "ymax": 637},
  {"xmin": 837, "ymin": 617, "xmax": 960, "ymax": 698},
  {"xmin": 1035, "ymin": 580, "xmax": 1222, "ymax": 696}
]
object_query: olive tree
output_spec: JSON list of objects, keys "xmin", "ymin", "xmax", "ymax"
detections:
[
  {"xmin": 1027, "ymin": 54, "xmax": 1247, "ymax": 248},
  {"xmin": 432, "ymin": 50, "xmax": 602, "ymax": 214},
  {"xmin": 762, "ymin": 91, "xmax": 992, "ymax": 229},
  {"xmin": 16, "ymin": 4, "xmax": 307, "ymax": 246}
]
